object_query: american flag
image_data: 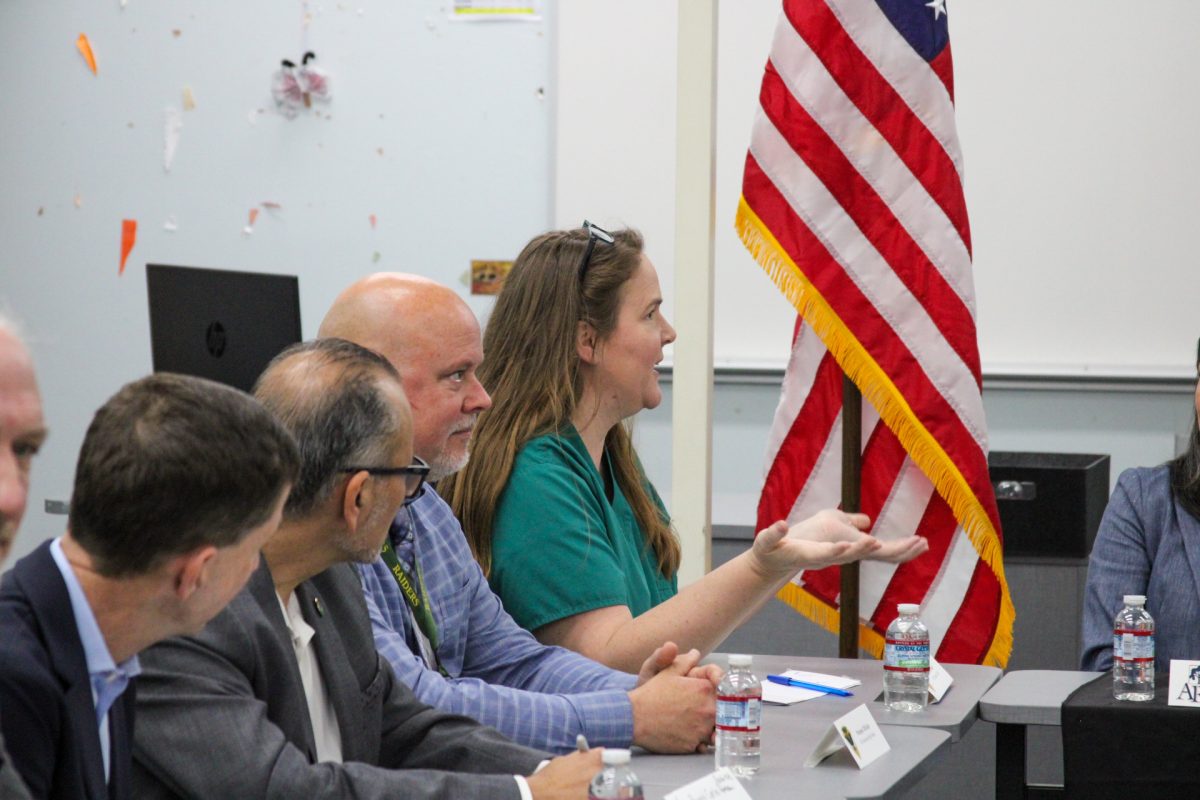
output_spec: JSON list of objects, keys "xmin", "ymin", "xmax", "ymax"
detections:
[{"xmin": 735, "ymin": 0, "xmax": 1013, "ymax": 666}]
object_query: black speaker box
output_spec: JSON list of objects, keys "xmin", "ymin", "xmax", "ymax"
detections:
[{"xmin": 988, "ymin": 452, "xmax": 1111, "ymax": 559}]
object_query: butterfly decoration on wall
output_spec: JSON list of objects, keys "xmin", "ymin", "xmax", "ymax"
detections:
[{"xmin": 272, "ymin": 51, "xmax": 331, "ymax": 118}]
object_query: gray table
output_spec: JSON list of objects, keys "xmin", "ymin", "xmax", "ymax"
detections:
[
  {"xmin": 631, "ymin": 654, "xmax": 1000, "ymax": 799},
  {"xmin": 744, "ymin": 654, "xmax": 1001, "ymax": 742},
  {"xmin": 977, "ymin": 669, "xmax": 1103, "ymax": 799}
]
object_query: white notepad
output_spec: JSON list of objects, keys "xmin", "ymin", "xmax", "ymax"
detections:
[{"xmin": 761, "ymin": 670, "xmax": 861, "ymax": 704}]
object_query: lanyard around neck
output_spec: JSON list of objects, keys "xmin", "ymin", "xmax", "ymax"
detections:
[{"xmin": 378, "ymin": 537, "xmax": 448, "ymax": 677}]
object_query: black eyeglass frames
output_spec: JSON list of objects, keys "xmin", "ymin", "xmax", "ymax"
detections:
[
  {"xmin": 577, "ymin": 219, "xmax": 615, "ymax": 282},
  {"xmin": 340, "ymin": 455, "xmax": 431, "ymax": 505}
]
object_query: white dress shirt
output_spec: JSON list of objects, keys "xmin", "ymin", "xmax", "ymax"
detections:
[{"xmin": 278, "ymin": 592, "xmax": 343, "ymax": 763}]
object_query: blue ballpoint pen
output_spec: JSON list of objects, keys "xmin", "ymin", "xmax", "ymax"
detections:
[{"xmin": 766, "ymin": 674, "xmax": 853, "ymax": 697}]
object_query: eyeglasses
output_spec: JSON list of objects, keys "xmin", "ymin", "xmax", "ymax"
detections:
[
  {"xmin": 340, "ymin": 455, "xmax": 430, "ymax": 505},
  {"xmin": 577, "ymin": 219, "xmax": 615, "ymax": 282}
]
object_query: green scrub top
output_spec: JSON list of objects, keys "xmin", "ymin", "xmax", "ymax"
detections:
[{"xmin": 488, "ymin": 426, "xmax": 677, "ymax": 633}]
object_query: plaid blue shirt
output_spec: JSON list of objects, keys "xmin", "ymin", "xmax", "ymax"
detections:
[{"xmin": 357, "ymin": 487, "xmax": 637, "ymax": 753}]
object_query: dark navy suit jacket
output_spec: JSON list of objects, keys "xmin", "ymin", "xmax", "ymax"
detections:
[{"xmin": 0, "ymin": 541, "xmax": 133, "ymax": 800}]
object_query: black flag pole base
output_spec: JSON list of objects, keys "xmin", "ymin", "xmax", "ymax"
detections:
[{"xmin": 839, "ymin": 375, "xmax": 862, "ymax": 659}]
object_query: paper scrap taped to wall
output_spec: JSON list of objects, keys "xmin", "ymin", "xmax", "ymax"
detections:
[
  {"xmin": 119, "ymin": 219, "xmax": 137, "ymax": 275},
  {"xmin": 450, "ymin": 1, "xmax": 540, "ymax": 21},
  {"xmin": 164, "ymin": 107, "xmax": 183, "ymax": 171},
  {"xmin": 76, "ymin": 34, "xmax": 98, "ymax": 75}
]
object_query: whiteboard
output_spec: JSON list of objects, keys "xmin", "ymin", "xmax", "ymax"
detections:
[
  {"xmin": 0, "ymin": 0, "xmax": 553, "ymax": 552},
  {"xmin": 556, "ymin": 0, "xmax": 1200, "ymax": 379}
]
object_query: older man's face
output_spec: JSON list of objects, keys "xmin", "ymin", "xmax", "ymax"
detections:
[
  {"xmin": 385, "ymin": 303, "xmax": 491, "ymax": 483},
  {"xmin": 0, "ymin": 332, "xmax": 46, "ymax": 563}
]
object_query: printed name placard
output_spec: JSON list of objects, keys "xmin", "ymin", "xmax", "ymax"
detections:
[
  {"xmin": 804, "ymin": 703, "xmax": 890, "ymax": 769},
  {"xmin": 1168, "ymin": 659, "xmax": 1200, "ymax": 707},
  {"xmin": 663, "ymin": 767, "xmax": 753, "ymax": 800},
  {"xmin": 928, "ymin": 657, "xmax": 953, "ymax": 703}
]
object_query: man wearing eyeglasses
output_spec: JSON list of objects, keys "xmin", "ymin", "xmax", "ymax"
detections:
[
  {"xmin": 131, "ymin": 338, "xmax": 600, "ymax": 799},
  {"xmin": 319, "ymin": 275, "xmax": 719, "ymax": 756}
]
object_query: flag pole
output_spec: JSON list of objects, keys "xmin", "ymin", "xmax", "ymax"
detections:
[{"xmin": 839, "ymin": 375, "xmax": 862, "ymax": 658}]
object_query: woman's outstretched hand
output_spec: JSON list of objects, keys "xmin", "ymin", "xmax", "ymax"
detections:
[
  {"xmin": 868, "ymin": 534, "xmax": 929, "ymax": 563},
  {"xmin": 749, "ymin": 510, "xmax": 927, "ymax": 578}
]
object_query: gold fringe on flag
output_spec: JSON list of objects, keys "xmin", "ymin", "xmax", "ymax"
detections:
[
  {"xmin": 735, "ymin": 195, "xmax": 1014, "ymax": 668},
  {"xmin": 778, "ymin": 582, "xmax": 887, "ymax": 659}
]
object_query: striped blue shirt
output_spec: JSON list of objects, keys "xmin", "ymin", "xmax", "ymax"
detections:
[{"xmin": 357, "ymin": 487, "xmax": 636, "ymax": 753}]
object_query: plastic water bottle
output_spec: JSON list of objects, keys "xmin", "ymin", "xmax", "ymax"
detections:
[
  {"xmin": 884, "ymin": 603, "xmax": 930, "ymax": 712},
  {"xmin": 714, "ymin": 654, "xmax": 761, "ymax": 776},
  {"xmin": 1113, "ymin": 594, "xmax": 1155, "ymax": 701},
  {"xmin": 587, "ymin": 749, "xmax": 643, "ymax": 799}
]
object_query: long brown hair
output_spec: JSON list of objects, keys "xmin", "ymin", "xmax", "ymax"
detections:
[{"xmin": 442, "ymin": 227, "xmax": 681, "ymax": 578}]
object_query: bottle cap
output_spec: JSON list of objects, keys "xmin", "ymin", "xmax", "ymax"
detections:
[
  {"xmin": 898, "ymin": 603, "xmax": 920, "ymax": 615},
  {"xmin": 1123, "ymin": 594, "xmax": 1146, "ymax": 606},
  {"xmin": 602, "ymin": 749, "xmax": 631, "ymax": 766},
  {"xmin": 728, "ymin": 654, "xmax": 752, "ymax": 668}
]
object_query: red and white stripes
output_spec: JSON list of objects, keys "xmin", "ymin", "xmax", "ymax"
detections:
[{"xmin": 738, "ymin": 0, "xmax": 1012, "ymax": 666}]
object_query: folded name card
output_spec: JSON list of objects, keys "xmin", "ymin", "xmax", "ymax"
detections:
[
  {"xmin": 1168, "ymin": 659, "xmax": 1200, "ymax": 707},
  {"xmin": 663, "ymin": 767, "xmax": 752, "ymax": 800},
  {"xmin": 928, "ymin": 657, "xmax": 953, "ymax": 703},
  {"xmin": 805, "ymin": 703, "xmax": 890, "ymax": 769}
]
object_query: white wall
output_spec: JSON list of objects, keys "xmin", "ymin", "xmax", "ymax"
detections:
[
  {"xmin": 555, "ymin": 0, "xmax": 1200, "ymax": 526},
  {"xmin": 556, "ymin": 0, "xmax": 1200, "ymax": 377},
  {"xmin": 1, "ymin": 0, "xmax": 554, "ymax": 560}
]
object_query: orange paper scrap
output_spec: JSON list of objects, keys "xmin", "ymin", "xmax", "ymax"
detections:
[
  {"xmin": 76, "ymin": 34, "xmax": 98, "ymax": 75},
  {"xmin": 119, "ymin": 219, "xmax": 137, "ymax": 275},
  {"xmin": 248, "ymin": 208, "xmax": 260, "ymax": 226}
]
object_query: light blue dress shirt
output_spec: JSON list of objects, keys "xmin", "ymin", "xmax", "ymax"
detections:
[
  {"xmin": 357, "ymin": 486, "xmax": 636, "ymax": 754},
  {"xmin": 49, "ymin": 538, "xmax": 141, "ymax": 781}
]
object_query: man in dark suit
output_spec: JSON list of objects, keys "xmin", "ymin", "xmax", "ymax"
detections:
[
  {"xmin": 0, "ymin": 315, "xmax": 46, "ymax": 799},
  {"xmin": 133, "ymin": 338, "xmax": 603, "ymax": 799},
  {"xmin": 0, "ymin": 371, "xmax": 300, "ymax": 800}
]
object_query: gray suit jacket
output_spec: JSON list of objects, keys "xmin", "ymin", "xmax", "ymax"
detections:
[
  {"xmin": 1081, "ymin": 465, "xmax": 1200, "ymax": 673},
  {"xmin": 0, "ymin": 727, "xmax": 33, "ymax": 800},
  {"xmin": 133, "ymin": 559, "xmax": 546, "ymax": 799}
]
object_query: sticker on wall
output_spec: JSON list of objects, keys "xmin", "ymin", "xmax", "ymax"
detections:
[
  {"xmin": 470, "ymin": 260, "xmax": 512, "ymax": 295},
  {"xmin": 272, "ymin": 52, "xmax": 331, "ymax": 119}
]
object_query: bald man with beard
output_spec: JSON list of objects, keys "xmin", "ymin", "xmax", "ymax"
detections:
[{"xmin": 320, "ymin": 274, "xmax": 720, "ymax": 756}]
